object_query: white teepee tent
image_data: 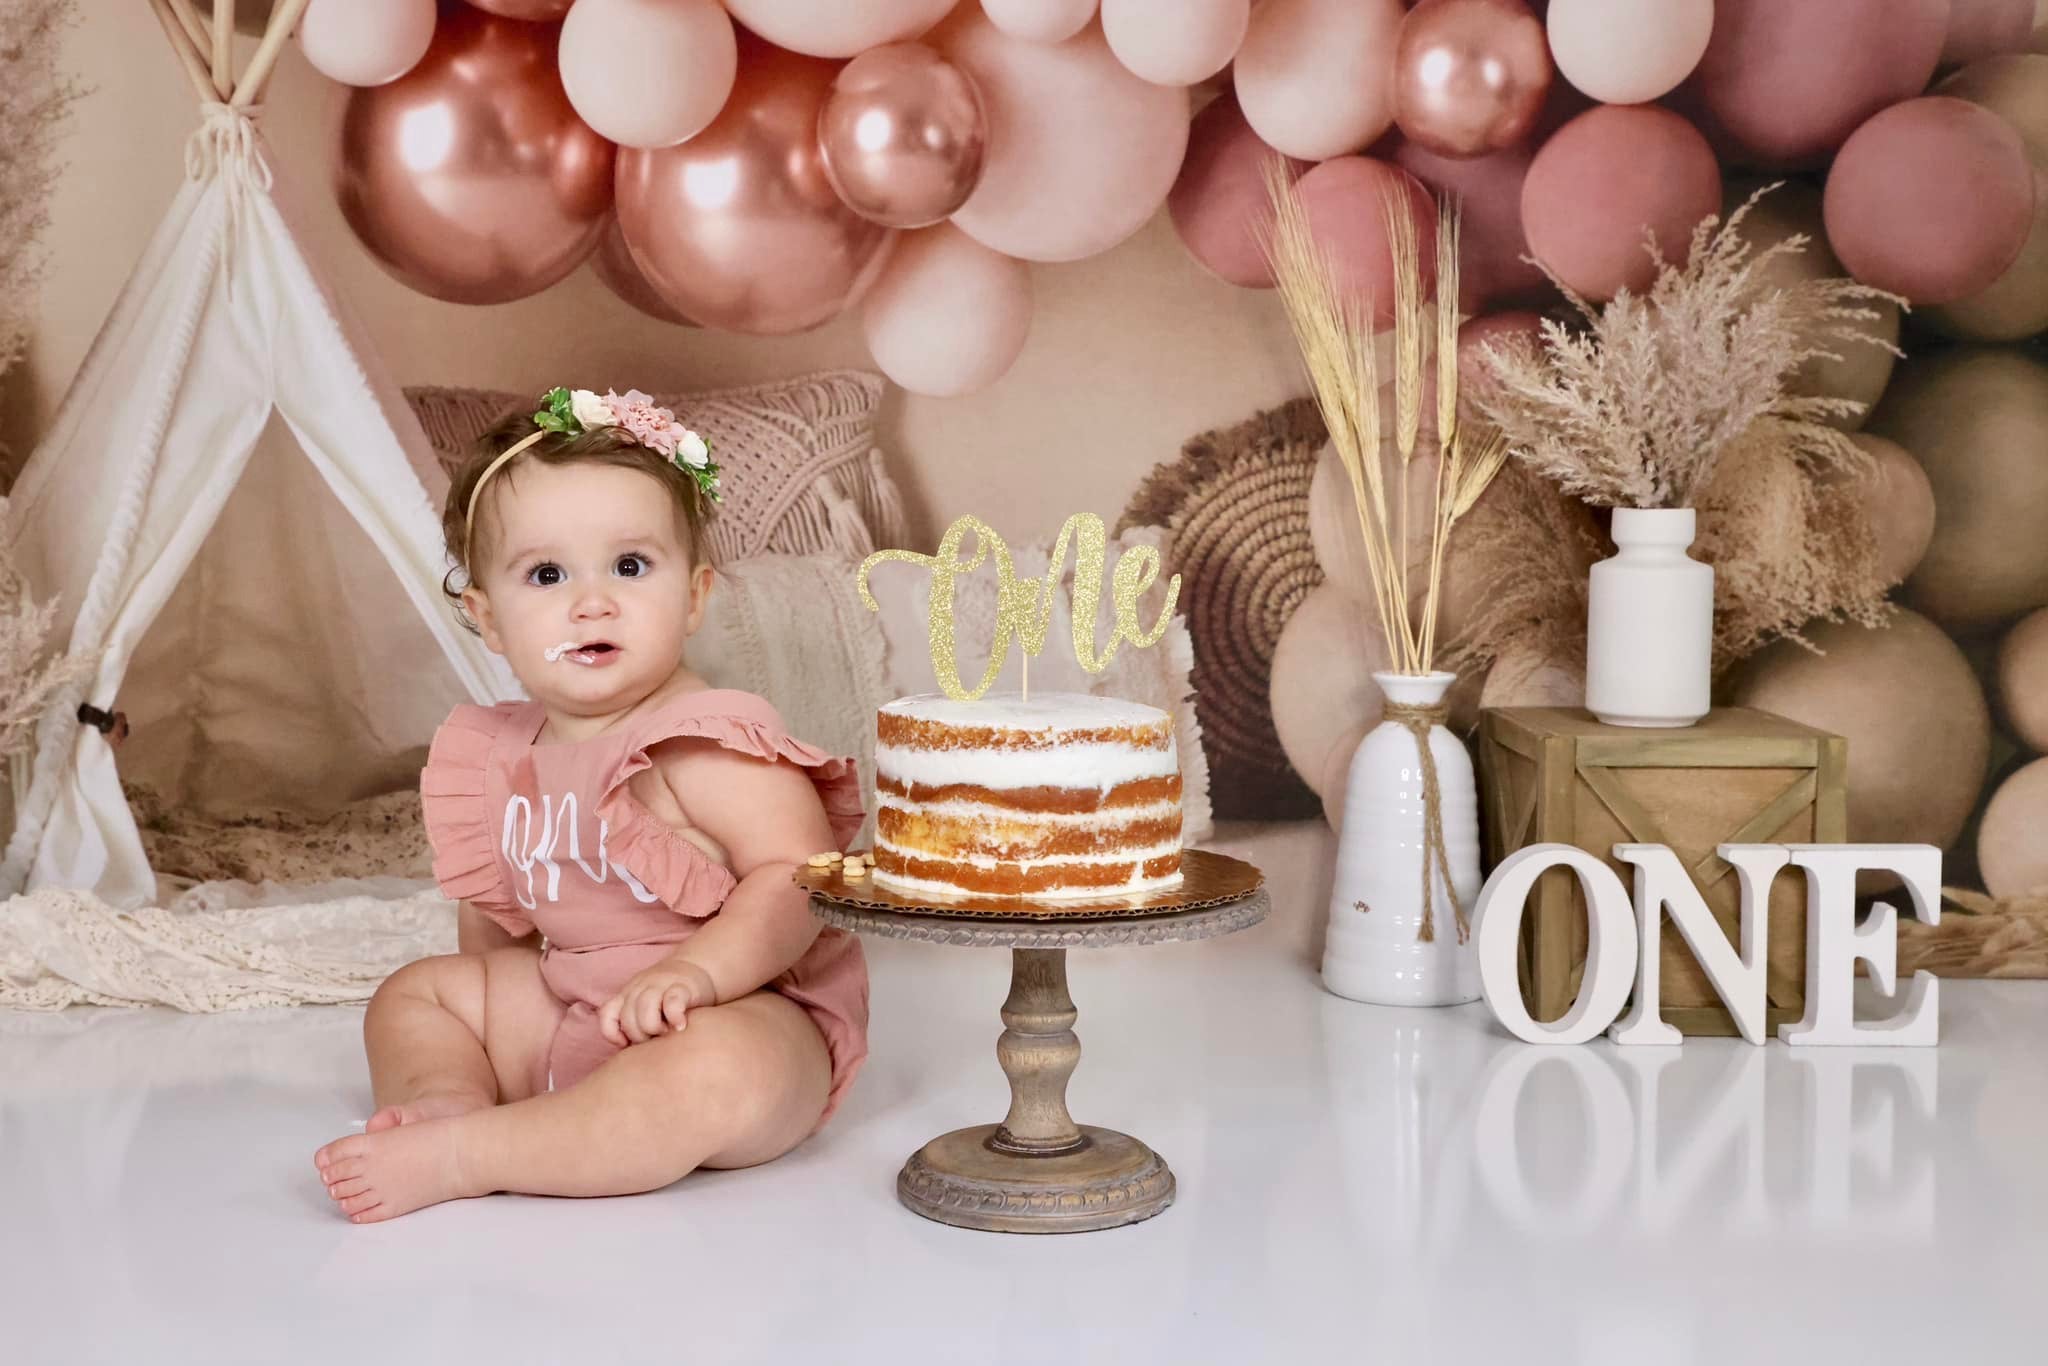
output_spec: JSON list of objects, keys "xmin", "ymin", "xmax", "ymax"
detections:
[{"xmin": 1, "ymin": 3, "xmax": 518, "ymax": 907}]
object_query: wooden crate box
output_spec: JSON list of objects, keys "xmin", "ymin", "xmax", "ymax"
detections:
[{"xmin": 1477, "ymin": 707, "xmax": 1848, "ymax": 1036}]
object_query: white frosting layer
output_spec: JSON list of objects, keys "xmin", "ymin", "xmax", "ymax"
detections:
[
  {"xmin": 876, "ymin": 739, "xmax": 1177, "ymax": 794},
  {"xmin": 881, "ymin": 691, "xmax": 1169, "ymax": 734},
  {"xmin": 876, "ymin": 835, "xmax": 1181, "ymax": 872},
  {"xmin": 875, "ymin": 794, "xmax": 1181, "ymax": 829},
  {"xmin": 872, "ymin": 862, "xmax": 1184, "ymax": 901}
]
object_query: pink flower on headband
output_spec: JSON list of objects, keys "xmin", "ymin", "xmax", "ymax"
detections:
[{"xmin": 603, "ymin": 389, "xmax": 688, "ymax": 458}]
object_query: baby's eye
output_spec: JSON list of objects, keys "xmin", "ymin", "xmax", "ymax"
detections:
[
  {"xmin": 526, "ymin": 562, "xmax": 564, "ymax": 587},
  {"xmin": 614, "ymin": 554, "xmax": 651, "ymax": 578}
]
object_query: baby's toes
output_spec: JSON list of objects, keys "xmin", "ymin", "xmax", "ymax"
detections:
[
  {"xmin": 326, "ymin": 1176, "xmax": 373, "ymax": 1202},
  {"xmin": 338, "ymin": 1190, "xmax": 384, "ymax": 1219},
  {"xmin": 314, "ymin": 1133, "xmax": 367, "ymax": 1171}
]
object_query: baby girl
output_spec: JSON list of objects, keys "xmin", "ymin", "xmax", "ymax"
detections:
[{"xmin": 314, "ymin": 388, "xmax": 867, "ymax": 1222}]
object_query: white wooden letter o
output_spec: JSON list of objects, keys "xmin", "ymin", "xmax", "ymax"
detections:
[{"xmin": 1476, "ymin": 843, "xmax": 1640, "ymax": 1044}]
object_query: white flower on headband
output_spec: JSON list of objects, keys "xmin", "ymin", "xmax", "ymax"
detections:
[
  {"xmin": 677, "ymin": 430, "xmax": 710, "ymax": 469},
  {"xmin": 570, "ymin": 389, "xmax": 617, "ymax": 430}
]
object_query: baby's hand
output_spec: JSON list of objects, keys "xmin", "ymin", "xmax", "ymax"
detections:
[{"xmin": 599, "ymin": 960, "xmax": 717, "ymax": 1046}]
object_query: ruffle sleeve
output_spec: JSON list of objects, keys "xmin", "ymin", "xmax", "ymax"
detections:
[
  {"xmin": 595, "ymin": 692, "xmax": 866, "ymax": 915},
  {"xmin": 420, "ymin": 702, "xmax": 536, "ymax": 939}
]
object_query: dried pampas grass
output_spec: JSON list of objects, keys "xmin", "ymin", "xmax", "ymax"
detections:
[{"xmin": 1440, "ymin": 461, "xmax": 1604, "ymax": 680}]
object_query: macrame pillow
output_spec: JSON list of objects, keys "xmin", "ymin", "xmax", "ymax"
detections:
[
  {"xmin": 1117, "ymin": 398, "xmax": 1327, "ymax": 820},
  {"xmin": 404, "ymin": 370, "xmax": 909, "ymax": 564}
]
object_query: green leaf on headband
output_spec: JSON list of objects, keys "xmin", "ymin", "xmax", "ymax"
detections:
[{"xmin": 532, "ymin": 387, "xmax": 579, "ymax": 436}]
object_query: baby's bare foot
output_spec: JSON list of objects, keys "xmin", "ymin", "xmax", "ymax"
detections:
[
  {"xmin": 314, "ymin": 1117, "xmax": 480, "ymax": 1223},
  {"xmin": 364, "ymin": 1089, "xmax": 493, "ymax": 1134}
]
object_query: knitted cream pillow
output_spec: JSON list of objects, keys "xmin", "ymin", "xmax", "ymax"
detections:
[{"xmin": 405, "ymin": 369, "xmax": 909, "ymax": 564}]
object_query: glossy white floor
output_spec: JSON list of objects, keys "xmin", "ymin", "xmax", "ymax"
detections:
[{"xmin": 3, "ymin": 819, "xmax": 2042, "ymax": 1364}]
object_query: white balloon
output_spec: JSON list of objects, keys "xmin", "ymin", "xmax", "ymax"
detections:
[
  {"xmin": 721, "ymin": 0, "xmax": 959, "ymax": 59},
  {"xmin": 860, "ymin": 225, "xmax": 1034, "ymax": 397},
  {"xmin": 980, "ymin": 0, "xmax": 1098, "ymax": 44},
  {"xmin": 1547, "ymin": 0, "xmax": 1714, "ymax": 105},
  {"xmin": 298, "ymin": 0, "xmax": 435, "ymax": 87},
  {"xmin": 560, "ymin": 0, "xmax": 737, "ymax": 149},
  {"xmin": 1235, "ymin": 0, "xmax": 1404, "ymax": 160},
  {"xmin": 1101, "ymin": 0, "xmax": 1248, "ymax": 86}
]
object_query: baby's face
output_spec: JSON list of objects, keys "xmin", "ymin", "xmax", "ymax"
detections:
[{"xmin": 463, "ymin": 462, "xmax": 711, "ymax": 716}]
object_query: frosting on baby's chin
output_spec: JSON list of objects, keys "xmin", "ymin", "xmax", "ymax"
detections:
[{"xmin": 544, "ymin": 640, "xmax": 579, "ymax": 662}]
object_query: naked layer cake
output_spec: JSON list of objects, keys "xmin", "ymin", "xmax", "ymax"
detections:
[{"xmin": 871, "ymin": 691, "xmax": 1185, "ymax": 901}]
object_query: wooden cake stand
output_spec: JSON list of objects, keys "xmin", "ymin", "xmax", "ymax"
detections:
[{"xmin": 799, "ymin": 848, "xmax": 1268, "ymax": 1235}]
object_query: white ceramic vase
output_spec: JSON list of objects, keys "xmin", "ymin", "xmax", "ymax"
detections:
[
  {"xmin": 1320, "ymin": 671, "xmax": 1482, "ymax": 1007},
  {"xmin": 1585, "ymin": 506, "xmax": 1714, "ymax": 728}
]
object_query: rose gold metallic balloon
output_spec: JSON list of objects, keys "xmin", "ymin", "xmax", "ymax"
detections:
[
  {"xmin": 818, "ymin": 43, "xmax": 988, "ymax": 229},
  {"xmin": 337, "ymin": 6, "xmax": 615, "ymax": 304},
  {"xmin": 615, "ymin": 35, "xmax": 897, "ymax": 334},
  {"xmin": 465, "ymin": 0, "xmax": 572, "ymax": 18},
  {"xmin": 590, "ymin": 218, "xmax": 698, "ymax": 325},
  {"xmin": 1393, "ymin": 0, "xmax": 1551, "ymax": 159}
]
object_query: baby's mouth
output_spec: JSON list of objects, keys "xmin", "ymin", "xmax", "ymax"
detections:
[{"xmin": 545, "ymin": 640, "xmax": 621, "ymax": 666}]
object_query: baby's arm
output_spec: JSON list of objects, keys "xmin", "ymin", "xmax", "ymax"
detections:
[{"xmin": 598, "ymin": 738, "xmax": 835, "ymax": 1045}]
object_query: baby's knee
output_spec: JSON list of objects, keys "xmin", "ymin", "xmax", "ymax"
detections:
[{"xmin": 370, "ymin": 953, "xmax": 477, "ymax": 1015}]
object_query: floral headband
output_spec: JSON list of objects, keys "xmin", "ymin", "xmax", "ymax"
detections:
[{"xmin": 462, "ymin": 386, "xmax": 722, "ymax": 560}]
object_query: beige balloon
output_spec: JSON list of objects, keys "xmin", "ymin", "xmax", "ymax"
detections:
[
  {"xmin": 1478, "ymin": 646, "xmax": 1583, "ymax": 711},
  {"xmin": 1319, "ymin": 719, "xmax": 1373, "ymax": 832},
  {"xmin": 1931, "ymin": 57, "xmax": 2048, "ymax": 338},
  {"xmin": 1235, "ymin": 0, "xmax": 1405, "ymax": 160},
  {"xmin": 1824, "ymin": 432, "xmax": 1939, "ymax": 584},
  {"xmin": 1728, "ymin": 180, "xmax": 1901, "ymax": 431},
  {"xmin": 1306, "ymin": 439, "xmax": 1488, "ymax": 648},
  {"xmin": 1730, "ymin": 609, "xmax": 1991, "ymax": 865},
  {"xmin": 1268, "ymin": 582, "xmax": 1392, "ymax": 799},
  {"xmin": 1939, "ymin": 52, "xmax": 2048, "ymax": 154},
  {"xmin": 1870, "ymin": 346, "xmax": 2048, "ymax": 629},
  {"xmin": 859, "ymin": 223, "xmax": 1034, "ymax": 397},
  {"xmin": 1996, "ymin": 607, "xmax": 2048, "ymax": 750},
  {"xmin": 1977, "ymin": 757, "xmax": 2048, "ymax": 896}
]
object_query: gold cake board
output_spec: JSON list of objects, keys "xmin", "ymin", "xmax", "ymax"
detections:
[{"xmin": 803, "ymin": 849, "xmax": 1268, "ymax": 1234}]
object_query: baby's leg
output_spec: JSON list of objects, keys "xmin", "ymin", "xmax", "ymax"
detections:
[
  {"xmin": 315, "ymin": 989, "xmax": 830, "ymax": 1222},
  {"xmin": 358, "ymin": 945, "xmax": 560, "ymax": 1128}
]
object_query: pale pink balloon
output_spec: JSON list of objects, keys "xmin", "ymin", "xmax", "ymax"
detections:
[
  {"xmin": 930, "ymin": 7, "xmax": 1191, "ymax": 262},
  {"xmin": 614, "ymin": 36, "xmax": 897, "ymax": 334},
  {"xmin": 1395, "ymin": 140, "xmax": 1546, "ymax": 309},
  {"xmin": 981, "ymin": 0, "xmax": 1098, "ymax": 44},
  {"xmin": 1168, "ymin": 92, "xmax": 1307, "ymax": 288},
  {"xmin": 721, "ymin": 0, "xmax": 960, "ymax": 59},
  {"xmin": 560, "ymin": 0, "xmax": 736, "ymax": 149},
  {"xmin": 590, "ymin": 218, "xmax": 698, "ymax": 325},
  {"xmin": 1236, "ymin": 0, "xmax": 1405, "ymax": 160},
  {"xmin": 1294, "ymin": 157, "xmax": 1437, "ymax": 326},
  {"xmin": 1520, "ymin": 104, "xmax": 1721, "ymax": 300},
  {"xmin": 1394, "ymin": 0, "xmax": 1551, "ymax": 158},
  {"xmin": 818, "ymin": 43, "xmax": 988, "ymax": 228},
  {"xmin": 299, "ymin": 0, "xmax": 435, "ymax": 87},
  {"xmin": 337, "ymin": 7, "xmax": 615, "ymax": 305},
  {"xmin": 1102, "ymin": 0, "xmax": 1249, "ymax": 87},
  {"xmin": 1691, "ymin": 0, "xmax": 1947, "ymax": 168},
  {"xmin": 1545, "ymin": 0, "xmax": 1712, "ymax": 105},
  {"xmin": 1944, "ymin": 0, "xmax": 2037, "ymax": 64},
  {"xmin": 1824, "ymin": 96, "xmax": 2034, "ymax": 304},
  {"xmin": 465, "ymin": 0, "xmax": 572, "ymax": 17},
  {"xmin": 860, "ymin": 223, "xmax": 1034, "ymax": 396}
]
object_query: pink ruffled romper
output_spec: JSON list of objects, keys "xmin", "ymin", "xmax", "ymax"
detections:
[{"xmin": 418, "ymin": 687, "xmax": 869, "ymax": 1127}]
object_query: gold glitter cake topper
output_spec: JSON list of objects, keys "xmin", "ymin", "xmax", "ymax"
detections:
[{"xmin": 857, "ymin": 512, "xmax": 1182, "ymax": 702}]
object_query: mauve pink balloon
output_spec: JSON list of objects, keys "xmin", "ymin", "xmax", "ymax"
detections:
[
  {"xmin": 1294, "ymin": 157, "xmax": 1437, "ymax": 326},
  {"xmin": 1520, "ymin": 104, "xmax": 1721, "ymax": 300},
  {"xmin": 1394, "ymin": 140, "xmax": 1545, "ymax": 309},
  {"xmin": 337, "ymin": 7, "xmax": 615, "ymax": 305},
  {"xmin": 1944, "ymin": 0, "xmax": 2036, "ymax": 64},
  {"xmin": 1168, "ymin": 92, "xmax": 1308, "ymax": 288},
  {"xmin": 590, "ymin": 218, "xmax": 697, "ymax": 326},
  {"xmin": 1824, "ymin": 96, "xmax": 2034, "ymax": 304},
  {"xmin": 860, "ymin": 223, "xmax": 1034, "ymax": 396},
  {"xmin": 930, "ymin": 7, "xmax": 1191, "ymax": 263},
  {"xmin": 466, "ymin": 0, "xmax": 572, "ymax": 17},
  {"xmin": 614, "ymin": 36, "xmax": 896, "ymax": 334},
  {"xmin": 299, "ymin": 0, "xmax": 435, "ymax": 87},
  {"xmin": 1692, "ymin": 0, "xmax": 1948, "ymax": 168},
  {"xmin": 1393, "ymin": 0, "xmax": 1550, "ymax": 158},
  {"xmin": 818, "ymin": 43, "xmax": 988, "ymax": 229}
]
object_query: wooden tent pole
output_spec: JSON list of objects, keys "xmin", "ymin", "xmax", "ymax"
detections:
[
  {"xmin": 230, "ymin": 0, "xmax": 311, "ymax": 108},
  {"xmin": 164, "ymin": 0, "xmax": 211, "ymax": 64},
  {"xmin": 210, "ymin": 0, "xmax": 235, "ymax": 100},
  {"xmin": 145, "ymin": 0, "xmax": 219, "ymax": 104}
]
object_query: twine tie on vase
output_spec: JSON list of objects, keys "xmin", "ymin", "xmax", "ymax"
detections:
[{"xmin": 1379, "ymin": 700, "xmax": 1468, "ymax": 944}]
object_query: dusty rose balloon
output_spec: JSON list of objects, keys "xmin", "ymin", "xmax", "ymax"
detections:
[
  {"xmin": 721, "ymin": 0, "xmax": 960, "ymax": 59},
  {"xmin": 1295, "ymin": 157, "xmax": 1437, "ymax": 326},
  {"xmin": 1168, "ymin": 93, "xmax": 1307, "ymax": 288},
  {"xmin": 337, "ymin": 7, "xmax": 615, "ymax": 305},
  {"xmin": 1931, "ymin": 55, "xmax": 2048, "ymax": 339},
  {"xmin": 299, "ymin": 0, "xmax": 435, "ymax": 87},
  {"xmin": 590, "ymin": 219, "xmax": 697, "ymax": 325},
  {"xmin": 1393, "ymin": 0, "xmax": 1551, "ymax": 158},
  {"xmin": 1691, "ymin": 0, "xmax": 1947, "ymax": 168},
  {"xmin": 559, "ymin": 0, "xmax": 736, "ymax": 149},
  {"xmin": 1978, "ymin": 758, "xmax": 2048, "ymax": 896},
  {"xmin": 1102, "ymin": 0, "xmax": 1249, "ymax": 87},
  {"xmin": 930, "ymin": 6, "xmax": 1190, "ymax": 262},
  {"xmin": 1237, "ymin": 0, "xmax": 1405, "ymax": 160},
  {"xmin": 860, "ymin": 224, "xmax": 1033, "ymax": 396},
  {"xmin": 466, "ymin": 0, "xmax": 572, "ymax": 17},
  {"xmin": 615, "ymin": 37, "xmax": 897, "ymax": 334},
  {"xmin": 1824, "ymin": 97, "xmax": 2032, "ymax": 304},
  {"xmin": 981, "ymin": 0, "xmax": 1097, "ymax": 44},
  {"xmin": 1545, "ymin": 0, "xmax": 1711, "ymax": 105},
  {"xmin": 1520, "ymin": 104, "xmax": 1721, "ymax": 300},
  {"xmin": 1945, "ymin": 0, "xmax": 2037, "ymax": 64},
  {"xmin": 818, "ymin": 43, "xmax": 988, "ymax": 229},
  {"xmin": 1395, "ymin": 141, "xmax": 1545, "ymax": 308}
]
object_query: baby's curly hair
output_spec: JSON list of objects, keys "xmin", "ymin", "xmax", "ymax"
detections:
[{"xmin": 441, "ymin": 410, "xmax": 720, "ymax": 631}]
